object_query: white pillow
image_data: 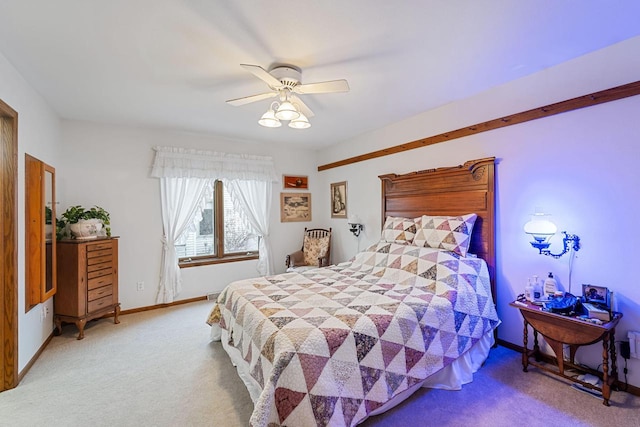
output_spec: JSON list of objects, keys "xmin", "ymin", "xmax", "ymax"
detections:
[
  {"xmin": 413, "ymin": 214, "xmax": 477, "ymax": 256},
  {"xmin": 380, "ymin": 216, "xmax": 417, "ymax": 245}
]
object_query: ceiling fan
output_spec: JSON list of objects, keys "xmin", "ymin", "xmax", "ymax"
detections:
[{"xmin": 226, "ymin": 64, "xmax": 349, "ymax": 129}]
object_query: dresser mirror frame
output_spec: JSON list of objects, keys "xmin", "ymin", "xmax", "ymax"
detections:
[{"xmin": 25, "ymin": 154, "xmax": 56, "ymax": 311}]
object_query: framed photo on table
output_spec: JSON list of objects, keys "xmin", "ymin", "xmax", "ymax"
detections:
[
  {"xmin": 582, "ymin": 284, "xmax": 610, "ymax": 308},
  {"xmin": 330, "ymin": 181, "xmax": 347, "ymax": 219},
  {"xmin": 280, "ymin": 192, "xmax": 311, "ymax": 222}
]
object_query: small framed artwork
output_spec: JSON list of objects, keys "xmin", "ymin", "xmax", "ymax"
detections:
[
  {"xmin": 283, "ymin": 175, "xmax": 308, "ymax": 190},
  {"xmin": 582, "ymin": 284, "xmax": 610, "ymax": 307},
  {"xmin": 330, "ymin": 181, "xmax": 347, "ymax": 219},
  {"xmin": 280, "ymin": 192, "xmax": 311, "ymax": 222}
]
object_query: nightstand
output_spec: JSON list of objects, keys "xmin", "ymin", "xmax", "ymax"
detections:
[{"xmin": 510, "ymin": 300, "xmax": 622, "ymax": 406}]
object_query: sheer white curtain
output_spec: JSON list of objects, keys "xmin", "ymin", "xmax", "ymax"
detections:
[
  {"xmin": 227, "ymin": 179, "xmax": 274, "ymax": 275},
  {"xmin": 151, "ymin": 147, "xmax": 278, "ymax": 301},
  {"xmin": 151, "ymin": 146, "xmax": 278, "ymax": 181},
  {"xmin": 157, "ymin": 177, "xmax": 212, "ymax": 303}
]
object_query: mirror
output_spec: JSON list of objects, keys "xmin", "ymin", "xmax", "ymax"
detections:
[
  {"xmin": 25, "ymin": 154, "xmax": 56, "ymax": 311},
  {"xmin": 44, "ymin": 167, "xmax": 55, "ymax": 297}
]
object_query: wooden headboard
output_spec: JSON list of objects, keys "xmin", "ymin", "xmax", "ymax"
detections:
[{"xmin": 379, "ymin": 157, "xmax": 496, "ymax": 302}]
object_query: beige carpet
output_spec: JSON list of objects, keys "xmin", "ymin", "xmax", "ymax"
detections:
[{"xmin": 1, "ymin": 300, "xmax": 638, "ymax": 427}]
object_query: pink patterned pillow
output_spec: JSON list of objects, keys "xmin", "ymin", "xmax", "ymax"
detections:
[
  {"xmin": 381, "ymin": 216, "xmax": 417, "ymax": 244},
  {"xmin": 413, "ymin": 214, "xmax": 477, "ymax": 256}
]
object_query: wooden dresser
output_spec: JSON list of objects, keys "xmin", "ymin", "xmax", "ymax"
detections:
[{"xmin": 54, "ymin": 237, "xmax": 120, "ymax": 339}]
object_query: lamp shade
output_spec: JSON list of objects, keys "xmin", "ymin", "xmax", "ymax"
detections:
[
  {"xmin": 275, "ymin": 101, "xmax": 300, "ymax": 121},
  {"xmin": 524, "ymin": 213, "xmax": 557, "ymax": 243},
  {"xmin": 258, "ymin": 109, "xmax": 281, "ymax": 128},
  {"xmin": 348, "ymin": 214, "xmax": 361, "ymax": 224},
  {"xmin": 289, "ymin": 113, "xmax": 311, "ymax": 129}
]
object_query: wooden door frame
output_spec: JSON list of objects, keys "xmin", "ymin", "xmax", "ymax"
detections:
[{"xmin": 0, "ymin": 98, "xmax": 18, "ymax": 391}]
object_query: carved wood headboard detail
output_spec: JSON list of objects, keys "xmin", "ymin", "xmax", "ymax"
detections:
[{"xmin": 379, "ymin": 157, "xmax": 496, "ymax": 302}]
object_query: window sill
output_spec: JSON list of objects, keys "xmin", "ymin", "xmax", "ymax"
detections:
[{"xmin": 179, "ymin": 253, "xmax": 259, "ymax": 269}]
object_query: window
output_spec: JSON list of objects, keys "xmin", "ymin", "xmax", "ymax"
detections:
[{"xmin": 177, "ymin": 180, "xmax": 258, "ymax": 267}]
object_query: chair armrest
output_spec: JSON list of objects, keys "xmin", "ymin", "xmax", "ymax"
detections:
[
  {"xmin": 318, "ymin": 253, "xmax": 330, "ymax": 267},
  {"xmin": 286, "ymin": 250, "xmax": 304, "ymax": 267}
]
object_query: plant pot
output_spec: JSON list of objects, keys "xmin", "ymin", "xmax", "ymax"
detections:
[{"xmin": 69, "ymin": 219, "xmax": 103, "ymax": 239}]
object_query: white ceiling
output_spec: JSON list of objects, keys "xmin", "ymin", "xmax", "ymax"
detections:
[{"xmin": 1, "ymin": 1, "xmax": 639, "ymax": 149}]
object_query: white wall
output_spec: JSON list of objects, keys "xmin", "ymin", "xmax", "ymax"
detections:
[
  {"xmin": 0, "ymin": 51, "xmax": 62, "ymax": 371},
  {"xmin": 317, "ymin": 36, "xmax": 640, "ymax": 388},
  {"xmin": 59, "ymin": 121, "xmax": 319, "ymax": 309}
]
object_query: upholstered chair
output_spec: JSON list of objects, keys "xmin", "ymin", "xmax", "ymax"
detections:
[{"xmin": 285, "ymin": 228, "xmax": 331, "ymax": 272}]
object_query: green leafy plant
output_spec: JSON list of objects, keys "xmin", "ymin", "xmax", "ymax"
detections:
[
  {"xmin": 60, "ymin": 205, "xmax": 86, "ymax": 224},
  {"xmin": 84, "ymin": 206, "xmax": 111, "ymax": 232},
  {"xmin": 45, "ymin": 206, "xmax": 52, "ymax": 225},
  {"xmin": 55, "ymin": 218, "xmax": 66, "ymax": 241},
  {"xmin": 58, "ymin": 205, "xmax": 111, "ymax": 238}
]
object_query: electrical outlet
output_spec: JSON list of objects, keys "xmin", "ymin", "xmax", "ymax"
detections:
[
  {"xmin": 136, "ymin": 281, "xmax": 145, "ymax": 291},
  {"xmin": 628, "ymin": 331, "xmax": 640, "ymax": 359}
]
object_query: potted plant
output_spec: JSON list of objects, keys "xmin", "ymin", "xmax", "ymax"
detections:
[
  {"xmin": 45, "ymin": 205, "xmax": 53, "ymax": 240},
  {"xmin": 58, "ymin": 205, "xmax": 111, "ymax": 239}
]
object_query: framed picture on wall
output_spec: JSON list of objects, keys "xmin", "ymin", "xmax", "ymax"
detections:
[
  {"xmin": 283, "ymin": 175, "xmax": 308, "ymax": 190},
  {"xmin": 330, "ymin": 181, "xmax": 347, "ymax": 218},
  {"xmin": 280, "ymin": 192, "xmax": 311, "ymax": 222}
]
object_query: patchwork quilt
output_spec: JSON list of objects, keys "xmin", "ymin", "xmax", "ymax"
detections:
[{"xmin": 208, "ymin": 242, "xmax": 500, "ymax": 427}]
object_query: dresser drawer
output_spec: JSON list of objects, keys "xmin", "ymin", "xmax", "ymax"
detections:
[
  {"xmin": 87, "ymin": 294, "xmax": 114, "ymax": 312},
  {"xmin": 88, "ymin": 267, "xmax": 113, "ymax": 280},
  {"xmin": 87, "ymin": 241, "xmax": 113, "ymax": 252},
  {"xmin": 88, "ymin": 274, "xmax": 113, "ymax": 290},
  {"xmin": 88, "ymin": 261, "xmax": 111, "ymax": 273},
  {"xmin": 88, "ymin": 284, "xmax": 113, "ymax": 301},
  {"xmin": 87, "ymin": 253, "xmax": 113, "ymax": 266}
]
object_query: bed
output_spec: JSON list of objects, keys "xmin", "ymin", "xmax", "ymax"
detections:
[{"xmin": 207, "ymin": 157, "xmax": 500, "ymax": 426}]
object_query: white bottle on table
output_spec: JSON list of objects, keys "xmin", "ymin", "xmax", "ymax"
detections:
[
  {"xmin": 532, "ymin": 275, "xmax": 543, "ymax": 301},
  {"xmin": 544, "ymin": 272, "xmax": 558, "ymax": 298},
  {"xmin": 525, "ymin": 278, "xmax": 534, "ymax": 302}
]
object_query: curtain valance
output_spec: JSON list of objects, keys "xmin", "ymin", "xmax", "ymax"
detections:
[{"xmin": 151, "ymin": 146, "xmax": 278, "ymax": 182}]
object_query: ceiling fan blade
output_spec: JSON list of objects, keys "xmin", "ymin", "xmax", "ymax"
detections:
[
  {"xmin": 294, "ymin": 79, "xmax": 350, "ymax": 95},
  {"xmin": 226, "ymin": 92, "xmax": 276, "ymax": 106},
  {"xmin": 291, "ymin": 95, "xmax": 314, "ymax": 118},
  {"xmin": 240, "ymin": 64, "xmax": 283, "ymax": 89}
]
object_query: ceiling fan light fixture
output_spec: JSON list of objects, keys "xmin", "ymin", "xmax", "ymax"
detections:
[
  {"xmin": 227, "ymin": 64, "xmax": 350, "ymax": 130},
  {"xmin": 289, "ymin": 113, "xmax": 311, "ymax": 129},
  {"xmin": 258, "ymin": 108, "xmax": 281, "ymax": 128},
  {"xmin": 274, "ymin": 100, "xmax": 300, "ymax": 121}
]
